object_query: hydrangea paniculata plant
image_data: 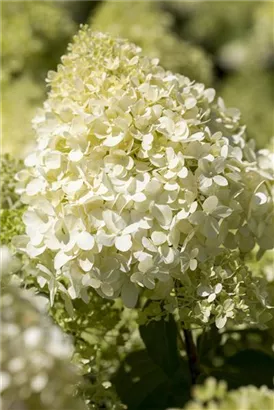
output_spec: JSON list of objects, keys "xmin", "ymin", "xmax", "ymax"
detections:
[{"xmin": 16, "ymin": 29, "xmax": 274, "ymax": 327}]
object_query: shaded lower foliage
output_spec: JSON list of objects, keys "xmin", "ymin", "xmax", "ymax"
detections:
[
  {"xmin": 113, "ymin": 350, "xmax": 191, "ymax": 410},
  {"xmin": 139, "ymin": 311, "xmax": 181, "ymax": 377},
  {"xmin": 113, "ymin": 311, "xmax": 191, "ymax": 409},
  {"xmin": 113, "ymin": 309, "xmax": 274, "ymax": 409},
  {"xmin": 197, "ymin": 326, "xmax": 274, "ymax": 389}
]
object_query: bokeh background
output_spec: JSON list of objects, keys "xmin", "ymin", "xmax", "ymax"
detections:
[{"xmin": 2, "ymin": 0, "xmax": 274, "ymax": 158}]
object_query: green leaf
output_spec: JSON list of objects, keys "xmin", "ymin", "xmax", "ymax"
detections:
[
  {"xmin": 139, "ymin": 311, "xmax": 180, "ymax": 376},
  {"xmin": 221, "ymin": 328, "xmax": 274, "ymax": 358},
  {"xmin": 112, "ymin": 350, "xmax": 168, "ymax": 410},
  {"xmin": 198, "ymin": 327, "xmax": 274, "ymax": 389},
  {"xmin": 198, "ymin": 327, "xmax": 274, "ymax": 369},
  {"xmin": 197, "ymin": 325, "xmax": 222, "ymax": 364},
  {"xmin": 113, "ymin": 308, "xmax": 191, "ymax": 409},
  {"xmin": 112, "ymin": 350, "xmax": 191, "ymax": 410},
  {"xmin": 214, "ymin": 349, "xmax": 274, "ymax": 389}
]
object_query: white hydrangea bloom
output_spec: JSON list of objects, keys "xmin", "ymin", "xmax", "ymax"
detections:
[{"xmin": 16, "ymin": 29, "xmax": 273, "ymax": 315}]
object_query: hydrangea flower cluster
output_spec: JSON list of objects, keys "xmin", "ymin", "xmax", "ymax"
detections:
[
  {"xmin": 91, "ymin": 0, "xmax": 213, "ymax": 84},
  {"xmin": 149, "ymin": 250, "xmax": 273, "ymax": 329},
  {"xmin": 178, "ymin": 378, "xmax": 274, "ymax": 410},
  {"xmin": 16, "ymin": 29, "xmax": 273, "ymax": 321},
  {"xmin": 0, "ymin": 248, "xmax": 85, "ymax": 410}
]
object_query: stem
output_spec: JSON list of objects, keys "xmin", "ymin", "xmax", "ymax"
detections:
[
  {"xmin": 174, "ymin": 280, "xmax": 200, "ymax": 384},
  {"xmin": 183, "ymin": 328, "xmax": 200, "ymax": 385}
]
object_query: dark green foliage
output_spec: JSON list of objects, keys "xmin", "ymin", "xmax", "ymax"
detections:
[
  {"xmin": 213, "ymin": 349, "xmax": 274, "ymax": 389},
  {"xmin": 139, "ymin": 310, "xmax": 180, "ymax": 376},
  {"xmin": 113, "ymin": 313, "xmax": 191, "ymax": 410},
  {"xmin": 114, "ymin": 308, "xmax": 274, "ymax": 408},
  {"xmin": 197, "ymin": 326, "xmax": 274, "ymax": 389}
]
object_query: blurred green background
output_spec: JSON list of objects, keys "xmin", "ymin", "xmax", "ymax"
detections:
[{"xmin": 1, "ymin": 0, "xmax": 273, "ymax": 156}]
